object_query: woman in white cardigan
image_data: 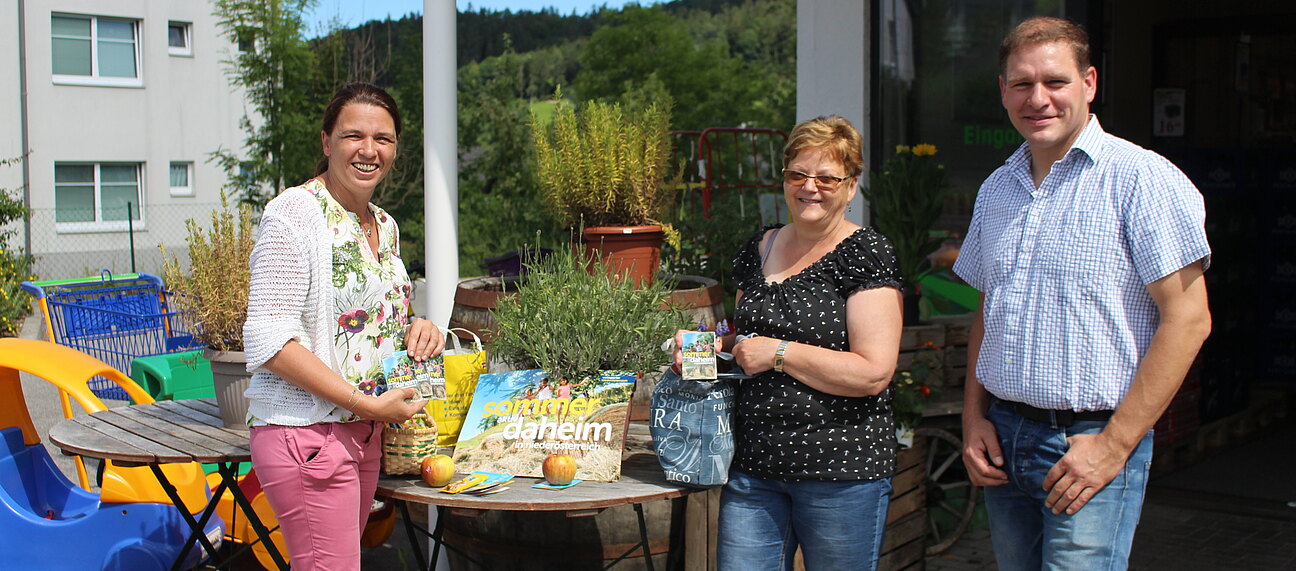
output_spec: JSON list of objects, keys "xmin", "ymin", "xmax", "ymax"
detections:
[{"xmin": 243, "ymin": 82, "xmax": 444, "ymax": 569}]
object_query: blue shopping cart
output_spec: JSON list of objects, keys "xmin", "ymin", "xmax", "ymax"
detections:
[{"xmin": 21, "ymin": 271, "xmax": 202, "ymax": 401}]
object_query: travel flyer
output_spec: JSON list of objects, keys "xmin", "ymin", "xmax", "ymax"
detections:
[
  {"xmin": 381, "ymin": 351, "xmax": 446, "ymax": 403},
  {"xmin": 681, "ymin": 331, "xmax": 717, "ymax": 380},
  {"xmin": 451, "ymin": 369, "xmax": 636, "ymax": 482}
]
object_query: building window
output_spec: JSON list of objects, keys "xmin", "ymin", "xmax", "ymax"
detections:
[
  {"xmin": 169, "ymin": 162, "xmax": 194, "ymax": 197},
  {"xmin": 51, "ymin": 14, "xmax": 141, "ymax": 86},
  {"xmin": 55, "ymin": 163, "xmax": 143, "ymax": 230},
  {"xmin": 236, "ymin": 27, "xmax": 256, "ymax": 53},
  {"xmin": 168, "ymin": 21, "xmax": 192, "ymax": 56}
]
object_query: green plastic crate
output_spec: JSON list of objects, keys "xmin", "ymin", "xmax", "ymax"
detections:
[{"xmin": 130, "ymin": 350, "xmax": 214, "ymax": 401}]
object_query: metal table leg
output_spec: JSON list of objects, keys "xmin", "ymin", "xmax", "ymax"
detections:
[
  {"xmin": 603, "ymin": 503, "xmax": 655, "ymax": 571},
  {"xmin": 216, "ymin": 462, "xmax": 289, "ymax": 570},
  {"xmin": 396, "ymin": 500, "xmax": 482, "ymax": 571},
  {"xmin": 149, "ymin": 463, "xmax": 222, "ymax": 571},
  {"xmin": 399, "ymin": 500, "xmax": 428, "ymax": 571}
]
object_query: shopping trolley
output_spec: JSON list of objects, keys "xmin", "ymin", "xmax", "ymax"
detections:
[{"xmin": 21, "ymin": 271, "xmax": 202, "ymax": 401}]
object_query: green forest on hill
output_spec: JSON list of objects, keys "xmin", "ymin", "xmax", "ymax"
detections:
[{"xmin": 217, "ymin": 0, "xmax": 795, "ymax": 279}]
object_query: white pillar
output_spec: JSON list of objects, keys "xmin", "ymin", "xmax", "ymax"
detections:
[
  {"xmin": 422, "ymin": 3, "xmax": 455, "ymax": 568},
  {"xmin": 796, "ymin": 0, "xmax": 870, "ymax": 226},
  {"xmin": 423, "ymin": 0, "xmax": 458, "ymax": 327}
]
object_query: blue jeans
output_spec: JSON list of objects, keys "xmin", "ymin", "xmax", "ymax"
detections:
[
  {"xmin": 717, "ymin": 470, "xmax": 892, "ymax": 571},
  {"xmin": 983, "ymin": 399, "xmax": 1153, "ymax": 571}
]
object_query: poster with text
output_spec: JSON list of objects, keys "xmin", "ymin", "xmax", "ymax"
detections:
[{"xmin": 452, "ymin": 369, "xmax": 636, "ymax": 482}]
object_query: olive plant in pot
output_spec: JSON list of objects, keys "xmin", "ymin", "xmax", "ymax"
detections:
[
  {"xmin": 531, "ymin": 96, "xmax": 678, "ymax": 286},
  {"xmin": 161, "ymin": 197, "xmax": 256, "ymax": 428}
]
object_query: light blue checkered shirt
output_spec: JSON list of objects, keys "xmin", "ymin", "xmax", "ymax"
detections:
[{"xmin": 953, "ymin": 117, "xmax": 1210, "ymax": 411}]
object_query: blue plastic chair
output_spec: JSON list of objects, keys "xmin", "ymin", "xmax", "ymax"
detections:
[
  {"xmin": 0, "ymin": 427, "xmax": 220, "ymax": 570},
  {"xmin": 0, "ymin": 338, "xmax": 223, "ymax": 570}
]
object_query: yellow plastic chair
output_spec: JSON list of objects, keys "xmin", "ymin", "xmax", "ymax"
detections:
[
  {"xmin": 1, "ymin": 339, "xmax": 396, "ymax": 570},
  {"xmin": 0, "ymin": 338, "xmax": 209, "ymax": 509}
]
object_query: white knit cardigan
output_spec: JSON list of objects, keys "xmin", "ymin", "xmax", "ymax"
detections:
[{"xmin": 243, "ymin": 183, "xmax": 342, "ymax": 425}]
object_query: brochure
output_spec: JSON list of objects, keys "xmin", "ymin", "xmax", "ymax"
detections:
[
  {"xmin": 532, "ymin": 479, "xmax": 583, "ymax": 491},
  {"xmin": 381, "ymin": 351, "xmax": 446, "ymax": 403},
  {"xmin": 439, "ymin": 471, "xmax": 514, "ymax": 494},
  {"xmin": 681, "ymin": 331, "xmax": 718, "ymax": 380}
]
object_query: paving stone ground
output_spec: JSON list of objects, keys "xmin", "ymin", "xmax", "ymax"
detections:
[
  {"xmin": 927, "ymin": 497, "xmax": 1296, "ymax": 571},
  {"xmin": 927, "ymin": 417, "xmax": 1296, "ymax": 571}
]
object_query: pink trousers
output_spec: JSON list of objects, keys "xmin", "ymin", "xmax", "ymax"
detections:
[{"xmin": 249, "ymin": 420, "xmax": 383, "ymax": 570}]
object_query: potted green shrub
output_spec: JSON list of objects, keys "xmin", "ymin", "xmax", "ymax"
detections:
[
  {"xmin": 531, "ymin": 96, "xmax": 677, "ymax": 286},
  {"xmin": 488, "ymin": 244, "xmax": 690, "ymax": 384},
  {"xmin": 160, "ymin": 197, "xmax": 255, "ymax": 428},
  {"xmin": 860, "ymin": 144, "xmax": 951, "ymax": 324}
]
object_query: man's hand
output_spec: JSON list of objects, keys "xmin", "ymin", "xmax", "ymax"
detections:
[
  {"xmin": 1043, "ymin": 432, "xmax": 1127, "ymax": 515},
  {"xmin": 962, "ymin": 415, "xmax": 1009, "ymax": 486}
]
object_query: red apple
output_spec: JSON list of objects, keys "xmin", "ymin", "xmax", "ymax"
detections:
[
  {"xmin": 420, "ymin": 454, "xmax": 455, "ymax": 487},
  {"xmin": 542, "ymin": 454, "xmax": 577, "ymax": 486}
]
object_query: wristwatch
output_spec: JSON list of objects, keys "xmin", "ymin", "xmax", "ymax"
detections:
[{"xmin": 773, "ymin": 340, "xmax": 789, "ymax": 372}]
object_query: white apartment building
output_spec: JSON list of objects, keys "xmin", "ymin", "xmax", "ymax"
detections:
[{"xmin": 5, "ymin": 0, "xmax": 247, "ymax": 279}]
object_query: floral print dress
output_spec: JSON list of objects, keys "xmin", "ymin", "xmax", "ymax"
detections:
[{"xmin": 249, "ymin": 178, "xmax": 413, "ymax": 425}]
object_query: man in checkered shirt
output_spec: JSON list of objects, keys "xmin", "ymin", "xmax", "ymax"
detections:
[{"xmin": 953, "ymin": 16, "xmax": 1212, "ymax": 570}]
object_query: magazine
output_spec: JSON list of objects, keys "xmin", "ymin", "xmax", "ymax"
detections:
[
  {"xmin": 452, "ymin": 369, "xmax": 636, "ymax": 482},
  {"xmin": 381, "ymin": 351, "xmax": 446, "ymax": 403},
  {"xmin": 680, "ymin": 331, "xmax": 717, "ymax": 380}
]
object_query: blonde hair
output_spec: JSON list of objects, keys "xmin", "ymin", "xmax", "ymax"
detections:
[{"xmin": 782, "ymin": 115, "xmax": 864, "ymax": 178}]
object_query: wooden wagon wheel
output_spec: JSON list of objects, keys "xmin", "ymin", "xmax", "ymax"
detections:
[{"xmin": 916, "ymin": 427, "xmax": 978, "ymax": 555}]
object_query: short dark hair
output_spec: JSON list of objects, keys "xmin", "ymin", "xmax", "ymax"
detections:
[
  {"xmin": 782, "ymin": 115, "xmax": 864, "ymax": 178},
  {"xmin": 315, "ymin": 82, "xmax": 402, "ymax": 176},
  {"xmin": 999, "ymin": 17, "xmax": 1091, "ymax": 76}
]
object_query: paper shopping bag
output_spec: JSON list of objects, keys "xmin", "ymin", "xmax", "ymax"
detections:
[{"xmin": 423, "ymin": 328, "xmax": 487, "ymax": 447}]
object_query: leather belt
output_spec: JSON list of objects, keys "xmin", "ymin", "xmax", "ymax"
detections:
[{"xmin": 1000, "ymin": 398, "xmax": 1113, "ymax": 427}]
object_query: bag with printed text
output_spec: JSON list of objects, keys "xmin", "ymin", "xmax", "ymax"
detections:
[
  {"xmin": 423, "ymin": 328, "xmax": 488, "ymax": 448},
  {"xmin": 649, "ymin": 369, "xmax": 737, "ymax": 488}
]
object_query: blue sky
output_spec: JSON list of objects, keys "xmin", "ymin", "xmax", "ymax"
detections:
[{"xmin": 307, "ymin": 1, "xmax": 651, "ymax": 33}]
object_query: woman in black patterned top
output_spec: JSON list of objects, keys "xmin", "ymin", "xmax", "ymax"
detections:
[{"xmin": 677, "ymin": 115, "xmax": 903, "ymax": 570}]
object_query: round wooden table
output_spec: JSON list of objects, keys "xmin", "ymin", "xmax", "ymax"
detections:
[
  {"xmin": 376, "ymin": 453, "xmax": 695, "ymax": 571},
  {"xmin": 48, "ymin": 398, "xmax": 286, "ymax": 570}
]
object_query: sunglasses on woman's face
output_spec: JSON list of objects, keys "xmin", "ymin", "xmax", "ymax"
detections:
[{"xmin": 782, "ymin": 169, "xmax": 849, "ymax": 189}]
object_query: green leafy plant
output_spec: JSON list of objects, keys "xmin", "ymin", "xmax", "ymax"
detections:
[
  {"xmin": 661, "ymin": 189, "xmax": 764, "ymax": 305},
  {"xmin": 456, "ymin": 50, "xmax": 562, "ymax": 275},
  {"xmin": 0, "ymin": 156, "xmax": 35, "ymax": 337},
  {"xmin": 489, "ymin": 240, "xmax": 691, "ymax": 382},
  {"xmin": 531, "ymin": 93, "xmax": 676, "ymax": 230},
  {"xmin": 211, "ymin": 0, "xmax": 322, "ymax": 208},
  {"xmin": 160, "ymin": 195, "xmax": 256, "ymax": 351},
  {"xmin": 861, "ymin": 144, "xmax": 950, "ymax": 293},
  {"xmin": 892, "ymin": 342, "xmax": 942, "ymax": 428}
]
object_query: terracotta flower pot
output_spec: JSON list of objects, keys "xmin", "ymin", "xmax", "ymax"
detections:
[{"xmin": 576, "ymin": 225, "xmax": 665, "ymax": 287}]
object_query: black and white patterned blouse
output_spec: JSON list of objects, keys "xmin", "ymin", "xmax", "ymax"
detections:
[{"xmin": 730, "ymin": 224, "xmax": 903, "ymax": 481}]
